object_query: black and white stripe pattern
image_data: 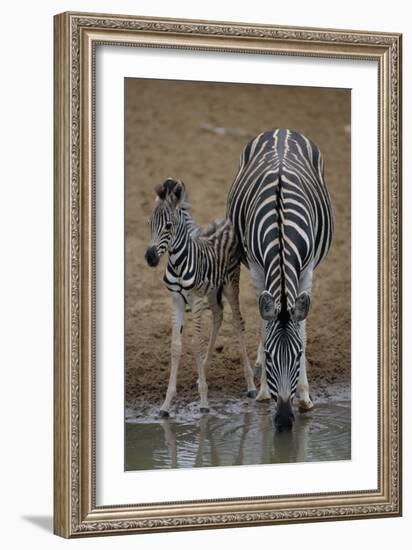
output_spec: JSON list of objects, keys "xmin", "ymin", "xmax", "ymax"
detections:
[
  {"xmin": 227, "ymin": 129, "xmax": 333, "ymax": 408},
  {"xmin": 264, "ymin": 320, "xmax": 302, "ymax": 399},
  {"xmin": 148, "ymin": 179, "xmax": 239, "ymax": 302},
  {"xmin": 145, "ymin": 178, "xmax": 256, "ymax": 414}
]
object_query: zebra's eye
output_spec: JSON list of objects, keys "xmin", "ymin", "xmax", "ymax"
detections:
[{"xmin": 165, "ymin": 221, "xmax": 172, "ymax": 230}]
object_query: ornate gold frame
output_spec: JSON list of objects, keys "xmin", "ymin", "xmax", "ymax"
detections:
[{"xmin": 53, "ymin": 11, "xmax": 402, "ymax": 538}]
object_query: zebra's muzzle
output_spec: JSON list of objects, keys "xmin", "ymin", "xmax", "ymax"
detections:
[
  {"xmin": 145, "ymin": 246, "xmax": 160, "ymax": 267},
  {"xmin": 274, "ymin": 398, "xmax": 295, "ymax": 432}
]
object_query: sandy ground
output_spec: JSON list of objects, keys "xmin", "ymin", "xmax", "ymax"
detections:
[{"xmin": 125, "ymin": 79, "xmax": 351, "ymax": 414}]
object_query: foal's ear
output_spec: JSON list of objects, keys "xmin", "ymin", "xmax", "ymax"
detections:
[
  {"xmin": 155, "ymin": 178, "xmax": 185, "ymax": 207},
  {"xmin": 169, "ymin": 180, "xmax": 185, "ymax": 206},
  {"xmin": 259, "ymin": 291, "xmax": 279, "ymax": 321},
  {"xmin": 290, "ymin": 292, "xmax": 310, "ymax": 322}
]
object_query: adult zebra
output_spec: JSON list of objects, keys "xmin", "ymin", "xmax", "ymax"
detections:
[
  {"xmin": 227, "ymin": 129, "xmax": 333, "ymax": 431},
  {"xmin": 145, "ymin": 178, "xmax": 256, "ymax": 416}
]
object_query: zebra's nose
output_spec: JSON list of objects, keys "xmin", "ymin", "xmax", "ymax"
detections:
[
  {"xmin": 145, "ymin": 246, "xmax": 159, "ymax": 267},
  {"xmin": 274, "ymin": 398, "xmax": 295, "ymax": 432}
]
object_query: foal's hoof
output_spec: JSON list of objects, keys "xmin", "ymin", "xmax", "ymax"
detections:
[
  {"xmin": 247, "ymin": 390, "xmax": 257, "ymax": 398},
  {"xmin": 159, "ymin": 409, "xmax": 170, "ymax": 418},
  {"xmin": 200, "ymin": 407, "xmax": 210, "ymax": 414}
]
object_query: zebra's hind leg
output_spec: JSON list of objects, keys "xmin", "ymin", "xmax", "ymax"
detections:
[
  {"xmin": 297, "ymin": 358, "xmax": 314, "ymax": 412},
  {"xmin": 202, "ymin": 292, "xmax": 224, "ymax": 378},
  {"xmin": 223, "ymin": 277, "xmax": 256, "ymax": 398},
  {"xmin": 248, "ymin": 264, "xmax": 271, "ymax": 401},
  {"xmin": 191, "ymin": 295, "xmax": 210, "ymax": 413},
  {"xmin": 159, "ymin": 293, "xmax": 185, "ymax": 417},
  {"xmin": 254, "ymin": 340, "xmax": 264, "ymax": 378},
  {"xmin": 256, "ymin": 367, "xmax": 271, "ymax": 401},
  {"xmin": 297, "ymin": 319, "xmax": 314, "ymax": 412}
]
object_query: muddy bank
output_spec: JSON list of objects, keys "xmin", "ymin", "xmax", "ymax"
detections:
[
  {"xmin": 126, "ymin": 382, "xmax": 351, "ymax": 425},
  {"xmin": 125, "ymin": 79, "xmax": 351, "ymax": 412}
]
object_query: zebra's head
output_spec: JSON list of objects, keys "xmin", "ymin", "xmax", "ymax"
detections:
[
  {"xmin": 259, "ymin": 290, "xmax": 311, "ymax": 431},
  {"xmin": 145, "ymin": 178, "xmax": 187, "ymax": 267}
]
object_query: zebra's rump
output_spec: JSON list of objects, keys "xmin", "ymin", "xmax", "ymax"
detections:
[{"xmin": 227, "ymin": 129, "xmax": 333, "ymax": 310}]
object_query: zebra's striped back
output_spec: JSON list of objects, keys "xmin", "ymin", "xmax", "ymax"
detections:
[
  {"xmin": 165, "ymin": 217, "xmax": 240, "ymax": 301},
  {"xmin": 227, "ymin": 129, "xmax": 333, "ymax": 312}
]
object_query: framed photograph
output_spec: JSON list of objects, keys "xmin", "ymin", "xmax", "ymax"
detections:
[{"xmin": 54, "ymin": 11, "xmax": 402, "ymax": 538}]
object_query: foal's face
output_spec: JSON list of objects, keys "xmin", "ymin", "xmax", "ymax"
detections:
[
  {"xmin": 144, "ymin": 178, "xmax": 185, "ymax": 267},
  {"xmin": 145, "ymin": 202, "xmax": 176, "ymax": 266}
]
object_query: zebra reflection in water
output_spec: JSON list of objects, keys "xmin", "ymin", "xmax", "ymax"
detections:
[{"xmin": 159, "ymin": 408, "xmax": 312, "ymax": 468}]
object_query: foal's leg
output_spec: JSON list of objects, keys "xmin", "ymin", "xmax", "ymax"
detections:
[
  {"xmin": 223, "ymin": 275, "xmax": 256, "ymax": 397},
  {"xmin": 297, "ymin": 319, "xmax": 314, "ymax": 412},
  {"xmin": 191, "ymin": 295, "xmax": 210, "ymax": 412},
  {"xmin": 159, "ymin": 292, "xmax": 185, "ymax": 417},
  {"xmin": 201, "ymin": 291, "xmax": 224, "ymax": 377},
  {"xmin": 160, "ymin": 419, "xmax": 178, "ymax": 468}
]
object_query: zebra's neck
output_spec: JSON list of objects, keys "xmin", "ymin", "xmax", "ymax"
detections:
[{"xmin": 168, "ymin": 214, "xmax": 201, "ymax": 275}]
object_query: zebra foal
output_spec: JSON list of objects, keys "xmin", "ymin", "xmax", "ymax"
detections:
[
  {"xmin": 227, "ymin": 129, "xmax": 334, "ymax": 431},
  {"xmin": 145, "ymin": 178, "xmax": 256, "ymax": 416}
]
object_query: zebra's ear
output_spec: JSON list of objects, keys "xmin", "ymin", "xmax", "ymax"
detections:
[
  {"xmin": 155, "ymin": 178, "xmax": 185, "ymax": 206},
  {"xmin": 290, "ymin": 292, "xmax": 310, "ymax": 322},
  {"xmin": 169, "ymin": 180, "xmax": 185, "ymax": 207},
  {"xmin": 259, "ymin": 291, "xmax": 278, "ymax": 321}
]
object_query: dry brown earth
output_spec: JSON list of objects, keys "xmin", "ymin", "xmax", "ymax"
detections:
[{"xmin": 125, "ymin": 79, "xmax": 351, "ymax": 413}]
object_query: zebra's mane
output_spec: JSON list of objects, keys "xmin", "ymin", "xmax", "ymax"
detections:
[
  {"xmin": 155, "ymin": 178, "xmax": 232, "ymax": 245},
  {"xmin": 176, "ymin": 193, "xmax": 229, "ymax": 243},
  {"xmin": 178, "ymin": 191, "xmax": 192, "ymax": 215},
  {"xmin": 194, "ymin": 218, "xmax": 231, "ymax": 243},
  {"xmin": 198, "ymin": 219, "xmax": 225, "ymax": 238},
  {"xmin": 177, "ymin": 192, "xmax": 200, "ymax": 237}
]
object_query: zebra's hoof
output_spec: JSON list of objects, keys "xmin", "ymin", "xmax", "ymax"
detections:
[
  {"xmin": 159, "ymin": 409, "xmax": 170, "ymax": 418},
  {"xmin": 256, "ymin": 391, "xmax": 271, "ymax": 402},
  {"xmin": 200, "ymin": 407, "xmax": 210, "ymax": 414},
  {"xmin": 298, "ymin": 400, "xmax": 314, "ymax": 413},
  {"xmin": 247, "ymin": 390, "xmax": 257, "ymax": 398}
]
